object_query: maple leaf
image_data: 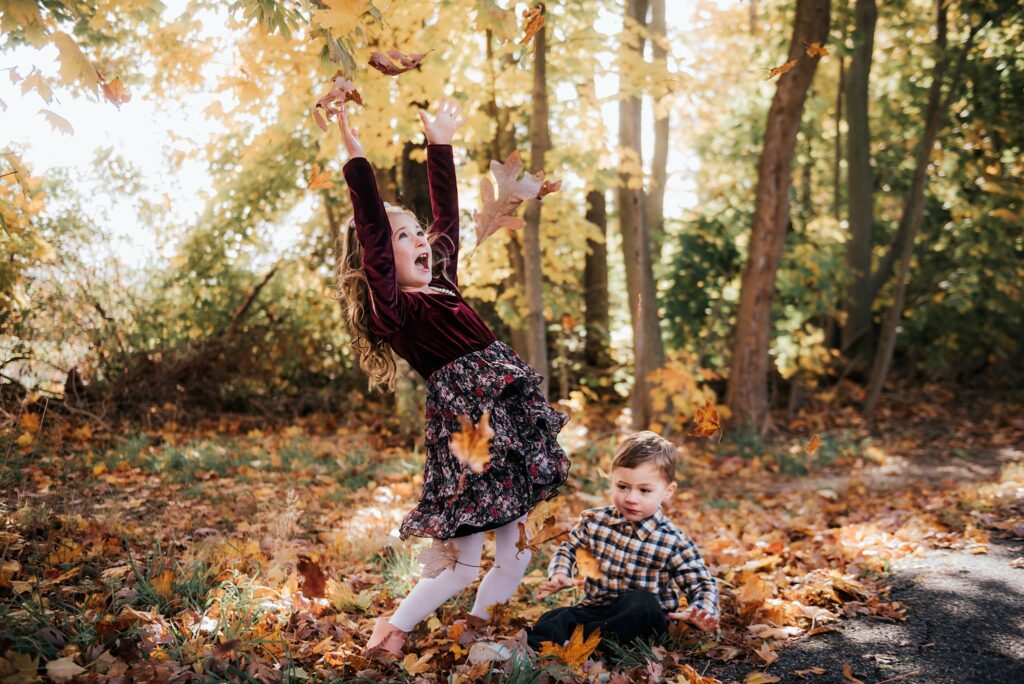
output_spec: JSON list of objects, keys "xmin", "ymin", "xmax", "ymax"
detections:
[
  {"xmin": 472, "ymin": 150, "xmax": 560, "ymax": 247},
  {"xmin": 766, "ymin": 59, "xmax": 799, "ymax": 80},
  {"xmin": 38, "ymin": 109, "xmax": 73, "ymax": 136},
  {"xmin": 805, "ymin": 434, "xmax": 821, "ymax": 455},
  {"xmin": 297, "ymin": 554, "xmax": 327, "ymax": 597},
  {"xmin": 307, "ymin": 163, "xmax": 334, "ymax": 190},
  {"xmin": 688, "ymin": 399, "xmax": 721, "ymax": 438},
  {"xmin": 311, "ymin": 0, "xmax": 370, "ymax": 36},
  {"xmin": 805, "ymin": 41, "xmax": 829, "ymax": 58},
  {"xmin": 100, "ymin": 76, "xmax": 131, "ymax": 109},
  {"xmin": 449, "ymin": 412, "xmax": 494, "ymax": 474},
  {"xmin": 402, "ymin": 652, "xmax": 432, "ymax": 674},
  {"xmin": 575, "ymin": 547, "xmax": 605, "ymax": 580},
  {"xmin": 538, "ymin": 624, "xmax": 602, "ymax": 671},
  {"xmin": 311, "ymin": 76, "xmax": 363, "ymax": 132},
  {"xmin": 368, "ymin": 49, "xmax": 428, "ymax": 76},
  {"xmin": 419, "ymin": 538, "xmax": 462, "ymax": 579},
  {"xmin": 519, "ymin": 7, "xmax": 545, "ymax": 47},
  {"xmin": 475, "ymin": 0, "xmax": 518, "ymax": 43},
  {"xmin": 515, "ymin": 514, "xmax": 568, "ymax": 555},
  {"xmin": 754, "ymin": 642, "xmax": 778, "ymax": 665}
]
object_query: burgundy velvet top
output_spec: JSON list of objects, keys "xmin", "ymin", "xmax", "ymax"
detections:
[{"xmin": 342, "ymin": 144, "xmax": 496, "ymax": 380}]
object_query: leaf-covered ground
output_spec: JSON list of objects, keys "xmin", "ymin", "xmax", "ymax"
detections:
[{"xmin": 1, "ymin": 384, "xmax": 1021, "ymax": 683}]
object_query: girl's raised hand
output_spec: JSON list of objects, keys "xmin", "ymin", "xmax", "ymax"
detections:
[
  {"xmin": 337, "ymin": 105, "xmax": 365, "ymax": 160},
  {"xmin": 418, "ymin": 96, "xmax": 467, "ymax": 145}
]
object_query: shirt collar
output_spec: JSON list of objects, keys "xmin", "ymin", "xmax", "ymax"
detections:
[{"xmin": 608, "ymin": 505, "xmax": 666, "ymax": 540}]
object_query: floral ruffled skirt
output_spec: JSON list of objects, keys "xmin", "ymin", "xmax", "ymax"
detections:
[{"xmin": 398, "ymin": 340, "xmax": 571, "ymax": 541}]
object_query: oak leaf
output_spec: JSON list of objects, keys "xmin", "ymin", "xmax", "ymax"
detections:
[
  {"xmin": 368, "ymin": 49, "xmax": 427, "ymax": 76},
  {"xmin": 766, "ymin": 59, "xmax": 799, "ymax": 80},
  {"xmin": 312, "ymin": 76, "xmax": 363, "ymax": 132},
  {"xmin": 519, "ymin": 7, "xmax": 545, "ymax": 46},
  {"xmin": 472, "ymin": 150, "xmax": 560, "ymax": 247}
]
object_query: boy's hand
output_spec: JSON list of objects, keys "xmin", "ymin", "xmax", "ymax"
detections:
[
  {"xmin": 667, "ymin": 606, "xmax": 719, "ymax": 632},
  {"xmin": 535, "ymin": 573, "xmax": 583, "ymax": 600},
  {"xmin": 418, "ymin": 96, "xmax": 467, "ymax": 145},
  {"xmin": 337, "ymin": 105, "xmax": 364, "ymax": 159}
]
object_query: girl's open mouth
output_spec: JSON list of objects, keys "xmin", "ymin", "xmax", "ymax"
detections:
[{"xmin": 415, "ymin": 253, "xmax": 430, "ymax": 271}]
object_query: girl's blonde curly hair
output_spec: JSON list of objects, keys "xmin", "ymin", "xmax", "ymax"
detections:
[{"xmin": 333, "ymin": 202, "xmax": 457, "ymax": 393}]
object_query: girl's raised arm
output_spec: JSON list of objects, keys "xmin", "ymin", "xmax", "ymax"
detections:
[
  {"xmin": 420, "ymin": 97, "xmax": 467, "ymax": 286},
  {"xmin": 339, "ymin": 107, "xmax": 406, "ymax": 335}
]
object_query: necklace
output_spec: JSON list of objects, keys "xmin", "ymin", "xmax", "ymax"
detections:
[{"xmin": 428, "ymin": 285, "xmax": 458, "ymax": 297}]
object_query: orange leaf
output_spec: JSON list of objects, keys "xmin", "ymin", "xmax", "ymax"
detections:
[
  {"xmin": 307, "ymin": 163, "xmax": 334, "ymax": 190},
  {"xmin": 575, "ymin": 547, "xmax": 605, "ymax": 580},
  {"xmin": 311, "ymin": 76, "xmax": 363, "ymax": 132},
  {"xmin": 449, "ymin": 412, "xmax": 494, "ymax": 474},
  {"xmin": 100, "ymin": 76, "xmax": 130, "ymax": 109},
  {"xmin": 688, "ymin": 399, "xmax": 721, "ymax": 438},
  {"xmin": 805, "ymin": 41, "xmax": 829, "ymax": 58},
  {"xmin": 519, "ymin": 7, "xmax": 545, "ymax": 46},
  {"xmin": 805, "ymin": 434, "xmax": 821, "ymax": 455},
  {"xmin": 842, "ymin": 662, "xmax": 865, "ymax": 684},
  {"xmin": 538, "ymin": 624, "xmax": 601, "ymax": 671},
  {"xmin": 516, "ymin": 514, "xmax": 568, "ymax": 555},
  {"xmin": 766, "ymin": 59, "xmax": 799, "ymax": 80}
]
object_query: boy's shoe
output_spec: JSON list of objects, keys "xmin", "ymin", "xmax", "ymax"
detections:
[
  {"xmin": 365, "ymin": 616, "xmax": 407, "ymax": 658},
  {"xmin": 469, "ymin": 641, "xmax": 513, "ymax": 662}
]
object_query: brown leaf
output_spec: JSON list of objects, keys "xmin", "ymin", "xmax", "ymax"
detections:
[
  {"xmin": 538, "ymin": 624, "xmax": 601, "ymax": 671},
  {"xmin": 368, "ymin": 49, "xmax": 427, "ymax": 76},
  {"xmin": 419, "ymin": 538, "xmax": 461, "ymax": 579},
  {"xmin": 515, "ymin": 514, "xmax": 568, "ymax": 555},
  {"xmin": 805, "ymin": 434, "xmax": 821, "ymax": 455},
  {"xmin": 100, "ymin": 76, "xmax": 130, "ymax": 109},
  {"xmin": 307, "ymin": 163, "xmax": 334, "ymax": 190},
  {"xmin": 793, "ymin": 668, "xmax": 826, "ymax": 678},
  {"xmin": 538, "ymin": 178, "xmax": 562, "ymax": 198},
  {"xmin": 842, "ymin": 662, "xmax": 866, "ymax": 684},
  {"xmin": 297, "ymin": 554, "xmax": 327, "ymax": 597},
  {"xmin": 688, "ymin": 399, "xmax": 721, "ymax": 438},
  {"xmin": 449, "ymin": 412, "xmax": 494, "ymax": 474},
  {"xmin": 472, "ymin": 150, "xmax": 556, "ymax": 247},
  {"xmin": 576, "ymin": 547, "xmax": 605, "ymax": 580},
  {"xmin": 311, "ymin": 76, "xmax": 363, "ymax": 132},
  {"xmin": 519, "ymin": 7, "xmax": 545, "ymax": 46},
  {"xmin": 766, "ymin": 59, "xmax": 799, "ymax": 80}
]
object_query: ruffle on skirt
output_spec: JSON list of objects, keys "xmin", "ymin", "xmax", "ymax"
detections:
[{"xmin": 398, "ymin": 340, "xmax": 571, "ymax": 541}]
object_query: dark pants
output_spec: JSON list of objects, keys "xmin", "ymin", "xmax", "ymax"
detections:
[{"xmin": 526, "ymin": 590, "xmax": 670, "ymax": 655}]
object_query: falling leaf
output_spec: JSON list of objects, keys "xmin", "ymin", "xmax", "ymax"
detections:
[
  {"xmin": 575, "ymin": 547, "xmax": 605, "ymax": 580},
  {"xmin": 806, "ymin": 434, "xmax": 821, "ymax": 455},
  {"xmin": 311, "ymin": 76, "xmax": 363, "ymax": 132},
  {"xmin": 519, "ymin": 7, "xmax": 545, "ymax": 46},
  {"xmin": 766, "ymin": 59, "xmax": 799, "ymax": 80},
  {"xmin": 20, "ymin": 69, "xmax": 53, "ymax": 104},
  {"xmin": 472, "ymin": 150, "xmax": 560, "ymax": 247},
  {"xmin": 101, "ymin": 76, "xmax": 131, "ymax": 108},
  {"xmin": 515, "ymin": 514, "xmax": 568, "ymax": 555},
  {"xmin": 805, "ymin": 41, "xmax": 829, "ymax": 58},
  {"xmin": 688, "ymin": 399, "xmax": 721, "ymax": 438},
  {"xmin": 449, "ymin": 412, "xmax": 494, "ymax": 474},
  {"xmin": 307, "ymin": 163, "xmax": 334, "ymax": 190},
  {"xmin": 368, "ymin": 49, "xmax": 427, "ymax": 76},
  {"xmin": 538, "ymin": 178, "xmax": 561, "ymax": 198},
  {"xmin": 538, "ymin": 624, "xmax": 602, "ymax": 671},
  {"xmin": 297, "ymin": 554, "xmax": 327, "ymax": 597},
  {"xmin": 38, "ymin": 109, "xmax": 74, "ymax": 135},
  {"xmin": 842, "ymin": 662, "xmax": 866, "ymax": 684},
  {"xmin": 419, "ymin": 538, "xmax": 461, "ymax": 579},
  {"xmin": 402, "ymin": 652, "xmax": 432, "ymax": 674}
]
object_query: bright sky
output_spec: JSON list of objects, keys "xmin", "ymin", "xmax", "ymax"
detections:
[{"xmin": 0, "ymin": 2, "xmax": 709, "ymax": 270}]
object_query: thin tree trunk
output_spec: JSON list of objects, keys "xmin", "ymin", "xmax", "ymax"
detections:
[
  {"xmin": 841, "ymin": 0, "xmax": 877, "ymax": 373},
  {"xmin": 864, "ymin": 0, "xmax": 1014, "ymax": 414},
  {"xmin": 584, "ymin": 189, "xmax": 612, "ymax": 368},
  {"xmin": 725, "ymin": 0, "xmax": 831, "ymax": 432},
  {"xmin": 523, "ymin": 4, "xmax": 550, "ymax": 396},
  {"xmin": 648, "ymin": 0, "xmax": 669, "ymax": 254},
  {"xmin": 833, "ymin": 56, "xmax": 843, "ymax": 223}
]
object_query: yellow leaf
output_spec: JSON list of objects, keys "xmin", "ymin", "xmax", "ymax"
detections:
[
  {"xmin": 38, "ymin": 109, "xmax": 73, "ymax": 136},
  {"xmin": 575, "ymin": 547, "xmax": 605, "ymax": 580},
  {"xmin": 538, "ymin": 624, "xmax": 601, "ymax": 671},
  {"xmin": 20, "ymin": 69, "xmax": 53, "ymax": 104},
  {"xmin": 805, "ymin": 41, "xmax": 829, "ymax": 57},
  {"xmin": 151, "ymin": 568, "xmax": 175, "ymax": 598},
  {"xmin": 307, "ymin": 163, "xmax": 334, "ymax": 190},
  {"xmin": 402, "ymin": 652, "xmax": 432, "ymax": 674},
  {"xmin": 312, "ymin": 0, "xmax": 370, "ymax": 36},
  {"xmin": 449, "ymin": 413, "xmax": 494, "ymax": 474},
  {"xmin": 52, "ymin": 32, "xmax": 101, "ymax": 91}
]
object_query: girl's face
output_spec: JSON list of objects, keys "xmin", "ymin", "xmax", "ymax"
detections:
[
  {"xmin": 611, "ymin": 462, "xmax": 677, "ymax": 522},
  {"xmin": 389, "ymin": 212, "xmax": 432, "ymax": 289}
]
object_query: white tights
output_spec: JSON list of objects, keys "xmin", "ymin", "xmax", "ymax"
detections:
[{"xmin": 387, "ymin": 513, "xmax": 532, "ymax": 632}]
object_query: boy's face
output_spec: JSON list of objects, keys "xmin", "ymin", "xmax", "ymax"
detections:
[{"xmin": 611, "ymin": 461, "xmax": 677, "ymax": 522}]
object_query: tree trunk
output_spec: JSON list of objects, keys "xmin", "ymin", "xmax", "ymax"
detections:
[
  {"xmin": 832, "ymin": 56, "xmax": 843, "ymax": 223},
  {"xmin": 841, "ymin": 0, "xmax": 877, "ymax": 375},
  {"xmin": 618, "ymin": 0, "xmax": 664, "ymax": 430},
  {"xmin": 863, "ymin": 0, "xmax": 1013, "ymax": 414},
  {"xmin": 522, "ymin": 5, "xmax": 550, "ymax": 396},
  {"xmin": 647, "ymin": 0, "xmax": 670, "ymax": 254},
  {"xmin": 726, "ymin": 0, "xmax": 831, "ymax": 432},
  {"xmin": 584, "ymin": 189, "xmax": 612, "ymax": 369}
]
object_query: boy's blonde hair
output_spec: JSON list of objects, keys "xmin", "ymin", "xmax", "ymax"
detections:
[
  {"xmin": 611, "ymin": 431, "xmax": 677, "ymax": 485},
  {"xmin": 333, "ymin": 202, "xmax": 456, "ymax": 393}
]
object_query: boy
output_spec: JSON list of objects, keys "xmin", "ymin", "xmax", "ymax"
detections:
[{"xmin": 527, "ymin": 431, "xmax": 719, "ymax": 654}]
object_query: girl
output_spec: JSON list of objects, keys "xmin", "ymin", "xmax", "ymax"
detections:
[{"xmin": 335, "ymin": 96, "xmax": 571, "ymax": 657}]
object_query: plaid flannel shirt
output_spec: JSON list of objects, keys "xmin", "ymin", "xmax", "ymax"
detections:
[{"xmin": 548, "ymin": 505, "xmax": 719, "ymax": 618}]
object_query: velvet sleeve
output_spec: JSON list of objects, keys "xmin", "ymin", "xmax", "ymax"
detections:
[
  {"xmin": 342, "ymin": 156, "xmax": 406, "ymax": 336},
  {"xmin": 426, "ymin": 144, "xmax": 460, "ymax": 286}
]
